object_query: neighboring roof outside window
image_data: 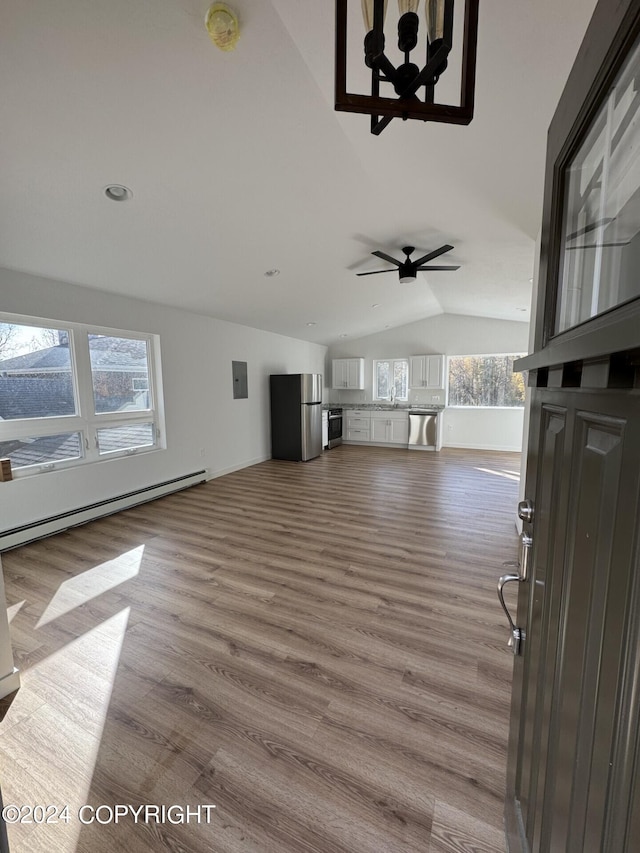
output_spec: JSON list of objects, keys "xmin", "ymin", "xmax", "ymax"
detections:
[
  {"xmin": 0, "ymin": 345, "xmax": 72, "ymax": 373},
  {"xmin": 0, "ymin": 376, "xmax": 75, "ymax": 420},
  {"xmin": 0, "ymin": 338, "xmax": 147, "ymax": 374}
]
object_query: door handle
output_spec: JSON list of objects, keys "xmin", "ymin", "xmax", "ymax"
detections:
[{"xmin": 498, "ymin": 573, "xmax": 523, "ymax": 655}]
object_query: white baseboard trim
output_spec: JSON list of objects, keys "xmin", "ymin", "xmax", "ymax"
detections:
[
  {"xmin": 0, "ymin": 667, "xmax": 20, "ymax": 700},
  {"xmin": 444, "ymin": 442, "xmax": 522, "ymax": 453},
  {"xmin": 208, "ymin": 455, "xmax": 270, "ymax": 479},
  {"xmin": 0, "ymin": 470, "xmax": 207, "ymax": 551}
]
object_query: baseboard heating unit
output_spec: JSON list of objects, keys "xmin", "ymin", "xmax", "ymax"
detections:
[{"xmin": 0, "ymin": 470, "xmax": 207, "ymax": 552}]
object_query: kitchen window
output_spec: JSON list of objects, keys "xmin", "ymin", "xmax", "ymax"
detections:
[
  {"xmin": 374, "ymin": 359, "xmax": 409, "ymax": 401},
  {"xmin": 447, "ymin": 354, "xmax": 526, "ymax": 407},
  {"xmin": 0, "ymin": 316, "xmax": 164, "ymax": 476}
]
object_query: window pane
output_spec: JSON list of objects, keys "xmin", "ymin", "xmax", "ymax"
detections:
[
  {"xmin": 376, "ymin": 361, "xmax": 390, "ymax": 399},
  {"xmin": 557, "ymin": 35, "xmax": 640, "ymax": 332},
  {"xmin": 97, "ymin": 423, "xmax": 155, "ymax": 455},
  {"xmin": 89, "ymin": 335, "xmax": 150, "ymax": 414},
  {"xmin": 0, "ymin": 323, "xmax": 76, "ymax": 420},
  {"xmin": 394, "ymin": 361, "xmax": 408, "ymax": 400},
  {"xmin": 0, "ymin": 431, "xmax": 82, "ymax": 469},
  {"xmin": 448, "ymin": 355, "xmax": 526, "ymax": 407}
]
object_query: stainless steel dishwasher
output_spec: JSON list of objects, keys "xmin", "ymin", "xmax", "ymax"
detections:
[{"xmin": 408, "ymin": 409, "xmax": 438, "ymax": 449}]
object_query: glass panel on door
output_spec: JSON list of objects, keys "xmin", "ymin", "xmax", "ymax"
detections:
[{"xmin": 557, "ymin": 35, "xmax": 640, "ymax": 332}]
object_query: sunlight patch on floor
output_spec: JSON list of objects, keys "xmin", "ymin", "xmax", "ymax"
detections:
[
  {"xmin": 6, "ymin": 600, "xmax": 25, "ymax": 623},
  {"xmin": 475, "ymin": 466, "xmax": 521, "ymax": 482},
  {"xmin": 4, "ymin": 608, "xmax": 130, "ymax": 853},
  {"xmin": 36, "ymin": 546, "xmax": 144, "ymax": 628}
]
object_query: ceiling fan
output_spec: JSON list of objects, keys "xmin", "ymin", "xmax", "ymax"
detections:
[{"xmin": 357, "ymin": 244, "xmax": 460, "ymax": 283}]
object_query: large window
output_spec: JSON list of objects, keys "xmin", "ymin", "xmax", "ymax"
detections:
[
  {"xmin": 374, "ymin": 359, "xmax": 409, "ymax": 401},
  {"xmin": 0, "ymin": 317, "xmax": 163, "ymax": 476},
  {"xmin": 448, "ymin": 354, "xmax": 526, "ymax": 408}
]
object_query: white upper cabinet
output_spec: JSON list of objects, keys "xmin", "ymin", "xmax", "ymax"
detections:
[
  {"xmin": 409, "ymin": 355, "xmax": 444, "ymax": 389},
  {"xmin": 332, "ymin": 358, "xmax": 365, "ymax": 390}
]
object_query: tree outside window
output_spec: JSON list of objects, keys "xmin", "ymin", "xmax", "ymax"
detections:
[
  {"xmin": 374, "ymin": 359, "xmax": 409, "ymax": 401},
  {"xmin": 448, "ymin": 354, "xmax": 526, "ymax": 407}
]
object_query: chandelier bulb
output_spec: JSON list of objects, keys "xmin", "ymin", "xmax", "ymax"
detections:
[
  {"xmin": 425, "ymin": 0, "xmax": 446, "ymax": 43},
  {"xmin": 361, "ymin": 0, "xmax": 387, "ymax": 32}
]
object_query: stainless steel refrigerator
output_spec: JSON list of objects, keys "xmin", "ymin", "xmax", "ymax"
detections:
[{"xmin": 270, "ymin": 373, "xmax": 322, "ymax": 461}]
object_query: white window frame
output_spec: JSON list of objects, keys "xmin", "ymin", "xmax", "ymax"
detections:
[
  {"xmin": 373, "ymin": 358, "xmax": 409, "ymax": 402},
  {"xmin": 446, "ymin": 352, "xmax": 527, "ymax": 409},
  {"xmin": 0, "ymin": 313, "xmax": 165, "ymax": 477}
]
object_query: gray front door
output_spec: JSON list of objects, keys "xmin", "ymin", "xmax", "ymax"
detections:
[{"xmin": 505, "ymin": 2, "xmax": 640, "ymax": 851}]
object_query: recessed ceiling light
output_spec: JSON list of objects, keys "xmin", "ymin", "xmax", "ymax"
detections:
[
  {"xmin": 371, "ymin": 303, "xmax": 381, "ymax": 309},
  {"xmin": 104, "ymin": 184, "xmax": 132, "ymax": 202},
  {"xmin": 264, "ymin": 269, "xmax": 280, "ymax": 277},
  {"xmin": 306, "ymin": 322, "xmax": 317, "ymax": 327},
  {"xmin": 339, "ymin": 334, "xmax": 348, "ymax": 338}
]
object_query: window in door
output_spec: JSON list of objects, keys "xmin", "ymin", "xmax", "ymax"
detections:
[{"xmin": 557, "ymin": 36, "xmax": 640, "ymax": 332}]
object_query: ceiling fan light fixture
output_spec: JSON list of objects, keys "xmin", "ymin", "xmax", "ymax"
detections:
[{"xmin": 356, "ymin": 243, "xmax": 459, "ymax": 283}]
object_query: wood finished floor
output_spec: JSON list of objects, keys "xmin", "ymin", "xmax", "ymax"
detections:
[{"xmin": 0, "ymin": 445, "xmax": 520, "ymax": 853}]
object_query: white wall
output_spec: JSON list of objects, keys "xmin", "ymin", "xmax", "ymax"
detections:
[
  {"xmin": 0, "ymin": 267, "xmax": 327, "ymax": 533},
  {"xmin": 327, "ymin": 313, "xmax": 529, "ymax": 452}
]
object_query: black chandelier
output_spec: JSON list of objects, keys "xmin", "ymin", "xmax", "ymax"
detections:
[{"xmin": 335, "ymin": 0, "xmax": 479, "ymax": 135}]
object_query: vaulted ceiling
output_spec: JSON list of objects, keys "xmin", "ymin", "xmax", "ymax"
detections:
[{"xmin": 0, "ymin": 1, "xmax": 598, "ymax": 345}]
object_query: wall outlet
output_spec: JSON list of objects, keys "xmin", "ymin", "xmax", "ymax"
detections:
[{"xmin": 431, "ymin": 395, "xmax": 441, "ymax": 402}]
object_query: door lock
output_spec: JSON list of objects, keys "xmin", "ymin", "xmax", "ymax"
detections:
[{"xmin": 518, "ymin": 498, "xmax": 534, "ymax": 524}]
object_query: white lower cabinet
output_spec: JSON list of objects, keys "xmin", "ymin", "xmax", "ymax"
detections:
[
  {"xmin": 370, "ymin": 417, "xmax": 389, "ymax": 442},
  {"xmin": 347, "ymin": 427, "xmax": 371, "ymax": 441},
  {"xmin": 370, "ymin": 410, "xmax": 409, "ymax": 444},
  {"xmin": 344, "ymin": 409, "xmax": 411, "ymax": 445},
  {"xmin": 345, "ymin": 410, "xmax": 371, "ymax": 442}
]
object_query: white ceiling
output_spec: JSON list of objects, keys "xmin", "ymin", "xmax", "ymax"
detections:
[{"xmin": 0, "ymin": 0, "xmax": 598, "ymax": 346}]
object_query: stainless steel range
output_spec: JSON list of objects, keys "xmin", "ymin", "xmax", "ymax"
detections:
[{"xmin": 326, "ymin": 408, "xmax": 343, "ymax": 448}]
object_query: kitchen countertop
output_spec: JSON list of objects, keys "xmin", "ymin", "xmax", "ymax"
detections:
[{"xmin": 326, "ymin": 403, "xmax": 444, "ymax": 412}]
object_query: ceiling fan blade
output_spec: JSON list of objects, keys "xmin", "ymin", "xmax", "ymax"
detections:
[
  {"xmin": 415, "ymin": 265, "xmax": 460, "ymax": 271},
  {"xmin": 356, "ymin": 269, "xmax": 395, "ymax": 276},
  {"xmin": 412, "ymin": 244, "xmax": 454, "ymax": 266},
  {"xmin": 372, "ymin": 250, "xmax": 401, "ymax": 266}
]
